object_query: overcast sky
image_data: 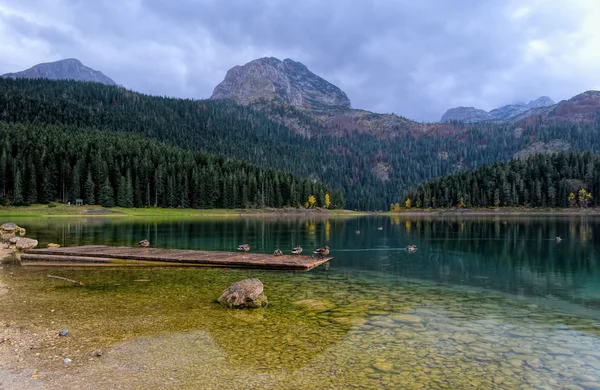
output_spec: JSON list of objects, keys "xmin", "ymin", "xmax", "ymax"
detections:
[{"xmin": 1, "ymin": 0, "xmax": 599, "ymax": 121}]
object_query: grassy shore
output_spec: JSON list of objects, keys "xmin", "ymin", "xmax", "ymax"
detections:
[{"xmin": 0, "ymin": 204, "xmax": 368, "ymax": 218}]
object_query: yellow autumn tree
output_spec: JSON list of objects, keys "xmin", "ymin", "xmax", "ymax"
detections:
[
  {"xmin": 458, "ymin": 197, "xmax": 466, "ymax": 208},
  {"xmin": 305, "ymin": 195, "xmax": 317, "ymax": 209},
  {"xmin": 578, "ymin": 189, "xmax": 592, "ymax": 207},
  {"xmin": 405, "ymin": 198, "xmax": 411, "ymax": 209},
  {"xmin": 324, "ymin": 193, "xmax": 331, "ymax": 208},
  {"xmin": 568, "ymin": 192, "xmax": 576, "ymax": 207}
]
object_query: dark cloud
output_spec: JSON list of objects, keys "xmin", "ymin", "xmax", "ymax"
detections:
[{"xmin": 0, "ymin": 0, "xmax": 598, "ymax": 121}]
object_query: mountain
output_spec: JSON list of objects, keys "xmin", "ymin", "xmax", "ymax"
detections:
[
  {"xmin": 441, "ymin": 96, "xmax": 555, "ymax": 123},
  {"xmin": 440, "ymin": 107, "xmax": 491, "ymax": 123},
  {"xmin": 2, "ymin": 58, "xmax": 116, "ymax": 85},
  {"xmin": 211, "ymin": 57, "xmax": 350, "ymax": 109},
  {"xmin": 3, "ymin": 76, "xmax": 600, "ymax": 210},
  {"xmin": 514, "ymin": 91, "xmax": 600, "ymax": 124},
  {"xmin": 212, "ymin": 57, "xmax": 456, "ymax": 139}
]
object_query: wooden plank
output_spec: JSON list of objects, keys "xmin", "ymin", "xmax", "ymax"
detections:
[{"xmin": 23, "ymin": 246, "xmax": 332, "ymax": 270}]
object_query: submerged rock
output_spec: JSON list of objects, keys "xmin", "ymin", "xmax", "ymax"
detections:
[
  {"xmin": 90, "ymin": 349, "xmax": 102, "ymax": 357},
  {"xmin": 372, "ymin": 361, "xmax": 395, "ymax": 373},
  {"xmin": 391, "ymin": 314, "xmax": 422, "ymax": 324},
  {"xmin": 218, "ymin": 278, "xmax": 268, "ymax": 309},
  {"xmin": 294, "ymin": 299, "xmax": 335, "ymax": 312}
]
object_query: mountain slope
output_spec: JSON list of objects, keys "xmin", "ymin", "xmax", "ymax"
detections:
[
  {"xmin": 515, "ymin": 91, "xmax": 600, "ymax": 124},
  {"xmin": 211, "ymin": 57, "xmax": 350, "ymax": 109},
  {"xmin": 441, "ymin": 97, "xmax": 555, "ymax": 123},
  {"xmin": 3, "ymin": 78, "xmax": 600, "ymax": 210},
  {"xmin": 408, "ymin": 152, "xmax": 599, "ymax": 208},
  {"xmin": 0, "ymin": 122, "xmax": 334, "ymax": 208},
  {"xmin": 2, "ymin": 58, "xmax": 116, "ymax": 85},
  {"xmin": 212, "ymin": 57, "xmax": 456, "ymax": 139}
]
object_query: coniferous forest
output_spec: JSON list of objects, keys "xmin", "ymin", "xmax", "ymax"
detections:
[
  {"xmin": 0, "ymin": 122, "xmax": 341, "ymax": 209},
  {"xmin": 3, "ymin": 78, "xmax": 600, "ymax": 209},
  {"xmin": 407, "ymin": 152, "xmax": 600, "ymax": 208}
]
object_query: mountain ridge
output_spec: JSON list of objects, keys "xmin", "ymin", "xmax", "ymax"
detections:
[
  {"xmin": 2, "ymin": 58, "xmax": 116, "ymax": 85},
  {"xmin": 441, "ymin": 96, "xmax": 555, "ymax": 123}
]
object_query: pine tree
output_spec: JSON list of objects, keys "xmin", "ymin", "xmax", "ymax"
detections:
[
  {"xmin": 25, "ymin": 160, "xmax": 37, "ymax": 205},
  {"xmin": 99, "ymin": 177, "xmax": 115, "ymax": 207},
  {"xmin": 117, "ymin": 175, "xmax": 134, "ymax": 208},
  {"xmin": 13, "ymin": 169, "xmax": 23, "ymax": 206},
  {"xmin": 70, "ymin": 164, "xmax": 81, "ymax": 203},
  {"xmin": 84, "ymin": 172, "xmax": 95, "ymax": 205}
]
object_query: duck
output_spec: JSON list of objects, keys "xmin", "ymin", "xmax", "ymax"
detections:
[
  {"xmin": 555, "ymin": 236, "xmax": 562, "ymax": 243},
  {"xmin": 355, "ymin": 230, "xmax": 361, "ymax": 235},
  {"xmin": 292, "ymin": 246, "xmax": 303, "ymax": 255},
  {"xmin": 313, "ymin": 245, "xmax": 330, "ymax": 258},
  {"xmin": 237, "ymin": 244, "xmax": 250, "ymax": 252},
  {"xmin": 138, "ymin": 239, "xmax": 150, "ymax": 247},
  {"xmin": 273, "ymin": 249, "xmax": 283, "ymax": 256},
  {"xmin": 406, "ymin": 245, "xmax": 417, "ymax": 253},
  {"xmin": 377, "ymin": 227, "xmax": 383, "ymax": 231}
]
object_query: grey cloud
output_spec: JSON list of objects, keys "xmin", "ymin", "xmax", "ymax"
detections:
[{"xmin": 0, "ymin": 0, "xmax": 595, "ymax": 121}]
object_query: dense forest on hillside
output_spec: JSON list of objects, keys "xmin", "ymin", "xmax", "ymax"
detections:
[
  {"xmin": 0, "ymin": 122, "xmax": 340, "ymax": 209},
  {"xmin": 406, "ymin": 152, "xmax": 600, "ymax": 208},
  {"xmin": 2, "ymin": 79, "xmax": 600, "ymax": 209}
]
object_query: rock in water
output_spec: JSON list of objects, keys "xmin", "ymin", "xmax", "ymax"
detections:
[
  {"xmin": 13, "ymin": 237, "xmax": 38, "ymax": 250},
  {"xmin": 90, "ymin": 349, "xmax": 102, "ymax": 357},
  {"xmin": 0, "ymin": 223, "xmax": 18, "ymax": 233},
  {"xmin": 218, "ymin": 278, "xmax": 268, "ymax": 309}
]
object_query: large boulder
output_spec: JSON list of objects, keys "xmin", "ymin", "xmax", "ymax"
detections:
[
  {"xmin": 12, "ymin": 237, "xmax": 38, "ymax": 250},
  {"xmin": 0, "ymin": 223, "xmax": 18, "ymax": 233},
  {"xmin": 218, "ymin": 278, "xmax": 268, "ymax": 309}
]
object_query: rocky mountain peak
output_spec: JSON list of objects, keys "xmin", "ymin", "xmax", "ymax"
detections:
[
  {"xmin": 2, "ymin": 58, "xmax": 116, "ymax": 85},
  {"xmin": 527, "ymin": 96, "xmax": 555, "ymax": 109},
  {"xmin": 441, "ymin": 96, "xmax": 555, "ymax": 123},
  {"xmin": 440, "ymin": 107, "xmax": 491, "ymax": 123},
  {"xmin": 211, "ymin": 57, "xmax": 351, "ymax": 109}
]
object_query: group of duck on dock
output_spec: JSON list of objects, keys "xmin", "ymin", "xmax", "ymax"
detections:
[
  {"xmin": 238, "ymin": 244, "xmax": 330, "ymax": 258},
  {"xmin": 139, "ymin": 239, "xmax": 329, "ymax": 258}
]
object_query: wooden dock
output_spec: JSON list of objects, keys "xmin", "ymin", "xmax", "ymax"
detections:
[{"xmin": 20, "ymin": 246, "xmax": 332, "ymax": 271}]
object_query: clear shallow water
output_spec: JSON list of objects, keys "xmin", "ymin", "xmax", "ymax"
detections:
[{"xmin": 2, "ymin": 215, "xmax": 600, "ymax": 389}]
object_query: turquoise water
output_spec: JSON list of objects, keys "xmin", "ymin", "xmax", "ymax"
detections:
[{"xmin": 2, "ymin": 215, "xmax": 600, "ymax": 389}]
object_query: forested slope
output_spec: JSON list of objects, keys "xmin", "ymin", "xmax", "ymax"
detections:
[
  {"xmin": 407, "ymin": 152, "xmax": 600, "ymax": 208},
  {"xmin": 2, "ymin": 79, "xmax": 600, "ymax": 209},
  {"xmin": 0, "ymin": 122, "xmax": 338, "ymax": 208}
]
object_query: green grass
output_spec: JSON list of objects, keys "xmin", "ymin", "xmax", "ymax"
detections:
[{"xmin": 0, "ymin": 204, "xmax": 367, "ymax": 218}]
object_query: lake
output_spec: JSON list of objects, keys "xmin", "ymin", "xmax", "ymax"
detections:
[{"xmin": 1, "ymin": 215, "xmax": 600, "ymax": 389}]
